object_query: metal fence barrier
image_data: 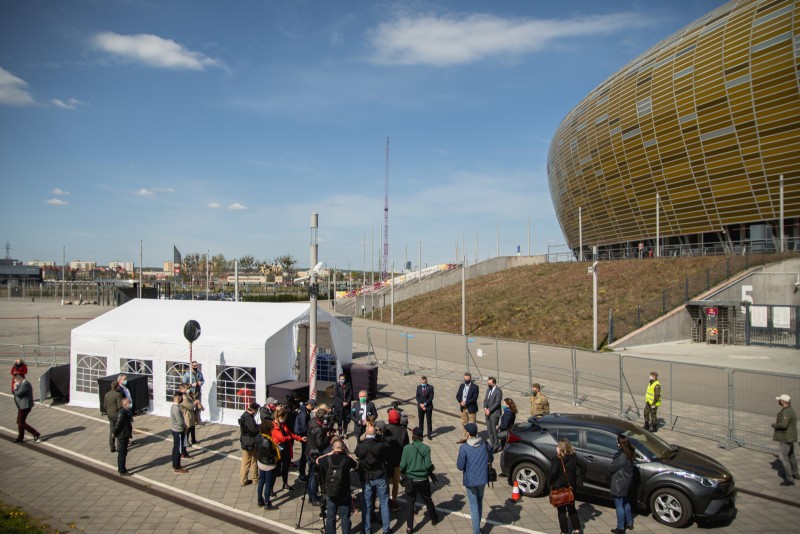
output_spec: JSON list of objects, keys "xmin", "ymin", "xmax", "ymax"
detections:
[
  {"xmin": 0, "ymin": 344, "xmax": 70, "ymax": 367},
  {"xmin": 355, "ymin": 324, "xmax": 799, "ymax": 453}
]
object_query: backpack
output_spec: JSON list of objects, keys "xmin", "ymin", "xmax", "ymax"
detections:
[{"xmin": 325, "ymin": 454, "xmax": 347, "ymax": 498}]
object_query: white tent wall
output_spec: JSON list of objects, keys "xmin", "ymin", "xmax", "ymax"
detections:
[{"xmin": 69, "ymin": 300, "xmax": 352, "ymax": 425}]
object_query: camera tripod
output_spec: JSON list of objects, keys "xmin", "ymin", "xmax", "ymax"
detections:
[{"xmin": 296, "ymin": 461, "xmax": 327, "ymax": 531}]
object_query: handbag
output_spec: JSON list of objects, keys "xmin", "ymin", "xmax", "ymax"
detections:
[
  {"xmin": 549, "ymin": 455, "xmax": 575, "ymax": 507},
  {"xmin": 401, "ymin": 476, "xmax": 415, "ymax": 491}
]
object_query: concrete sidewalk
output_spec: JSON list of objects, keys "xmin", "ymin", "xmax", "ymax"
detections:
[{"xmin": 1, "ymin": 360, "xmax": 797, "ymax": 534}]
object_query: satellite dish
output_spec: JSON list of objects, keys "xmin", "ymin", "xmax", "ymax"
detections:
[{"xmin": 184, "ymin": 320, "xmax": 201, "ymax": 343}]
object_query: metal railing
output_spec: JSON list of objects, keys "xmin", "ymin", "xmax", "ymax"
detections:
[
  {"xmin": 355, "ymin": 324, "xmax": 799, "ymax": 452},
  {"xmin": 0, "ymin": 344, "xmax": 70, "ymax": 366}
]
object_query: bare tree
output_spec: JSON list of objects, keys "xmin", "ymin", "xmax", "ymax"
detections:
[
  {"xmin": 275, "ymin": 254, "xmax": 296, "ymax": 283},
  {"xmin": 239, "ymin": 254, "xmax": 255, "ymax": 273}
]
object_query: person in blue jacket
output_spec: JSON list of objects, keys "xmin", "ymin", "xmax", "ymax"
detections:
[{"xmin": 457, "ymin": 423, "xmax": 492, "ymax": 534}]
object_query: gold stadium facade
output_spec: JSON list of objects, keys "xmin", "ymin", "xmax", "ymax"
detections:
[{"xmin": 547, "ymin": 0, "xmax": 799, "ymax": 258}]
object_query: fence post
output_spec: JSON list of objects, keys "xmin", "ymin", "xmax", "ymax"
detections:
[
  {"xmin": 662, "ymin": 290, "xmax": 666, "ymax": 315},
  {"xmin": 727, "ymin": 370, "xmax": 735, "ymax": 448},
  {"xmin": 385, "ymin": 328, "xmax": 389, "ymax": 367},
  {"xmin": 706, "ymin": 267, "xmax": 710, "ymax": 291},
  {"xmin": 52, "ymin": 346, "xmax": 57, "ymax": 366},
  {"xmin": 745, "ymin": 303, "xmax": 751, "ymax": 346},
  {"xmin": 796, "ymin": 306, "xmax": 800, "ymax": 350},
  {"xmin": 571, "ymin": 347, "xmax": 578, "ymax": 405},
  {"xmin": 745, "ymin": 248, "xmax": 749, "ymax": 270},
  {"xmin": 637, "ymin": 305, "xmax": 641, "ymax": 329},
  {"xmin": 726, "ymin": 258, "xmax": 730, "ymax": 280},
  {"xmin": 527, "ymin": 341, "xmax": 532, "ymax": 388},
  {"xmin": 403, "ymin": 331, "xmax": 412, "ymax": 376},
  {"xmin": 685, "ymin": 278, "xmax": 688, "ymax": 304},
  {"xmin": 618, "ymin": 355, "xmax": 624, "ymax": 416},
  {"xmin": 465, "ymin": 335, "xmax": 470, "ymax": 374},
  {"xmin": 608, "ymin": 308, "xmax": 613, "ymax": 344},
  {"xmin": 669, "ymin": 361, "xmax": 673, "ymax": 430}
]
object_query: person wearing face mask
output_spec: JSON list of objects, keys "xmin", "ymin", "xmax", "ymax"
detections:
[
  {"xmin": 10, "ymin": 359, "xmax": 27, "ymax": 390},
  {"xmin": 12, "ymin": 373, "xmax": 40, "ymax": 443},
  {"xmin": 495, "ymin": 398, "xmax": 517, "ymax": 452},
  {"xmin": 117, "ymin": 374, "xmax": 135, "ymax": 445},
  {"xmin": 334, "ymin": 374, "xmax": 353, "ymax": 436},
  {"xmin": 351, "ymin": 390, "xmax": 377, "ymax": 438},
  {"xmin": 529, "ymin": 383, "xmax": 550, "ymax": 417},
  {"xmin": 271, "ymin": 408, "xmax": 307, "ymax": 494},
  {"xmin": 416, "ymin": 376, "xmax": 435, "ymax": 440},
  {"xmin": 113, "ymin": 397, "xmax": 134, "ymax": 475},
  {"xmin": 103, "ymin": 381, "xmax": 123, "ymax": 453},
  {"xmin": 483, "ymin": 377, "xmax": 503, "ymax": 450},
  {"xmin": 643, "ymin": 371, "xmax": 661, "ymax": 432},
  {"xmin": 456, "ymin": 373, "xmax": 479, "ymax": 444}
]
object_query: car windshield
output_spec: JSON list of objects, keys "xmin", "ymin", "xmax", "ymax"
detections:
[{"xmin": 623, "ymin": 426, "xmax": 671, "ymax": 459}]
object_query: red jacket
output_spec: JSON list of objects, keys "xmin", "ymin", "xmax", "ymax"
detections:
[
  {"xmin": 10, "ymin": 363, "xmax": 27, "ymax": 378},
  {"xmin": 272, "ymin": 421, "xmax": 302, "ymax": 460}
]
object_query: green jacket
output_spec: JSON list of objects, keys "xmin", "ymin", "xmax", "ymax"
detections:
[
  {"xmin": 772, "ymin": 405, "xmax": 798, "ymax": 443},
  {"xmin": 399, "ymin": 441, "xmax": 432, "ymax": 480}
]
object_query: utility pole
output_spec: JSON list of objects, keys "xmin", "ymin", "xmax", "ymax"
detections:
[
  {"xmin": 206, "ymin": 249, "xmax": 209, "ymax": 300},
  {"xmin": 309, "ymin": 213, "xmax": 319, "ymax": 400},
  {"xmin": 139, "ymin": 240, "xmax": 143, "ymax": 299},
  {"xmin": 579, "ymin": 206, "xmax": 583, "ymax": 261},
  {"xmin": 363, "ymin": 228, "xmax": 366, "ymax": 287},
  {"xmin": 461, "ymin": 254, "xmax": 466, "ymax": 335},
  {"xmin": 592, "ymin": 246, "xmax": 598, "ymax": 351},
  {"xmin": 656, "ymin": 193, "xmax": 660, "ymax": 258},
  {"xmin": 780, "ymin": 174, "xmax": 785, "ymax": 253},
  {"xmin": 235, "ymin": 259, "xmax": 239, "ymax": 302},
  {"xmin": 61, "ymin": 246, "xmax": 65, "ymax": 306},
  {"xmin": 384, "ymin": 137, "xmax": 389, "ymax": 281}
]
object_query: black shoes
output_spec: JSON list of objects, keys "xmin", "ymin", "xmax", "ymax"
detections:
[
  {"xmin": 611, "ymin": 529, "xmax": 626, "ymax": 534},
  {"xmin": 33, "ymin": 435, "xmax": 40, "ymax": 443},
  {"xmin": 780, "ymin": 479, "xmax": 795, "ymax": 486},
  {"xmin": 264, "ymin": 504, "xmax": 279, "ymax": 511},
  {"xmin": 257, "ymin": 500, "xmax": 265, "ymax": 507},
  {"xmin": 626, "ymin": 523, "xmax": 634, "ymax": 530}
]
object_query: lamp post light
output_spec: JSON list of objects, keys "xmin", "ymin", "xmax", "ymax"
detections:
[{"xmin": 309, "ymin": 213, "xmax": 319, "ymax": 401}]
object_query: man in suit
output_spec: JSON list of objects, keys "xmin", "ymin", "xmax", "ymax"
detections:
[
  {"xmin": 416, "ymin": 376, "xmax": 434, "ymax": 439},
  {"xmin": 483, "ymin": 377, "xmax": 503, "ymax": 449},
  {"xmin": 351, "ymin": 390, "xmax": 377, "ymax": 438},
  {"xmin": 456, "ymin": 372, "xmax": 479, "ymax": 444},
  {"xmin": 12, "ymin": 373, "xmax": 40, "ymax": 443},
  {"xmin": 103, "ymin": 381, "xmax": 123, "ymax": 452},
  {"xmin": 334, "ymin": 373, "xmax": 353, "ymax": 435}
]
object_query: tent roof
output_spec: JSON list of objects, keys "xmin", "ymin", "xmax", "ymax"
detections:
[{"xmin": 72, "ymin": 300, "xmax": 313, "ymax": 348}]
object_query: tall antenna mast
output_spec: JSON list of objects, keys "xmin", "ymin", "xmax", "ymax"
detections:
[{"xmin": 383, "ymin": 136, "xmax": 389, "ymax": 281}]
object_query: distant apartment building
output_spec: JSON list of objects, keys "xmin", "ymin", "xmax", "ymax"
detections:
[
  {"xmin": 163, "ymin": 261, "xmax": 174, "ymax": 273},
  {"xmin": 109, "ymin": 261, "xmax": 134, "ymax": 272},
  {"xmin": 29, "ymin": 260, "xmax": 56, "ymax": 267},
  {"xmin": 70, "ymin": 260, "xmax": 96, "ymax": 270}
]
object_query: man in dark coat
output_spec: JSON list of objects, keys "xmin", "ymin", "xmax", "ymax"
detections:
[
  {"xmin": 12, "ymin": 373, "xmax": 40, "ymax": 443},
  {"xmin": 384, "ymin": 409, "xmax": 409, "ymax": 509},
  {"xmin": 334, "ymin": 373, "xmax": 353, "ymax": 435},
  {"xmin": 113, "ymin": 398, "xmax": 133, "ymax": 475},
  {"xmin": 456, "ymin": 372, "xmax": 479, "ymax": 444},
  {"xmin": 294, "ymin": 398, "xmax": 316, "ymax": 481},
  {"xmin": 239, "ymin": 402, "xmax": 260, "ymax": 485},
  {"xmin": 483, "ymin": 377, "xmax": 503, "ymax": 450},
  {"xmin": 350, "ymin": 390, "xmax": 377, "ymax": 438},
  {"xmin": 104, "ymin": 381, "xmax": 123, "ymax": 453},
  {"xmin": 355, "ymin": 427, "xmax": 390, "ymax": 534},
  {"xmin": 416, "ymin": 376, "xmax": 434, "ymax": 439}
]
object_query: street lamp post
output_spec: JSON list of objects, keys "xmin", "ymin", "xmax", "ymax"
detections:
[{"xmin": 309, "ymin": 213, "xmax": 319, "ymax": 401}]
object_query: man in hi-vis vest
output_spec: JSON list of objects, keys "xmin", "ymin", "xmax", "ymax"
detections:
[{"xmin": 644, "ymin": 371, "xmax": 661, "ymax": 432}]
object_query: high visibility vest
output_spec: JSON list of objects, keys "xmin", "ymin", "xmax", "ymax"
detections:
[{"xmin": 645, "ymin": 380, "xmax": 661, "ymax": 406}]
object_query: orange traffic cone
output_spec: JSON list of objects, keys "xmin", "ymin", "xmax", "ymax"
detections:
[{"xmin": 511, "ymin": 480, "xmax": 521, "ymax": 500}]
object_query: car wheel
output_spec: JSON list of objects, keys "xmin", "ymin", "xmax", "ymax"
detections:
[
  {"xmin": 511, "ymin": 462, "xmax": 546, "ymax": 497},
  {"xmin": 649, "ymin": 487, "xmax": 692, "ymax": 528}
]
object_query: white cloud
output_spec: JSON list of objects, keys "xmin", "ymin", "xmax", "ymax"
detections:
[
  {"xmin": 152, "ymin": 187, "xmax": 175, "ymax": 192},
  {"xmin": 50, "ymin": 188, "xmax": 70, "ymax": 196},
  {"xmin": 0, "ymin": 66, "xmax": 35, "ymax": 106},
  {"xmin": 228, "ymin": 203, "xmax": 247, "ymax": 210},
  {"xmin": 45, "ymin": 198, "xmax": 69, "ymax": 205},
  {"xmin": 51, "ymin": 98, "xmax": 87, "ymax": 110},
  {"xmin": 207, "ymin": 202, "xmax": 221, "ymax": 208},
  {"xmin": 136, "ymin": 188, "xmax": 155, "ymax": 196},
  {"xmin": 93, "ymin": 31, "xmax": 221, "ymax": 70},
  {"xmin": 368, "ymin": 12, "xmax": 651, "ymax": 66}
]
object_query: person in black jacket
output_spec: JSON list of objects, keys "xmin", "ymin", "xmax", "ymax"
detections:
[
  {"xmin": 317, "ymin": 439, "xmax": 359, "ymax": 534},
  {"xmin": 254, "ymin": 420, "xmax": 280, "ymax": 511},
  {"xmin": 416, "ymin": 376, "xmax": 435, "ymax": 439},
  {"xmin": 294, "ymin": 399, "xmax": 316, "ymax": 482},
  {"xmin": 306, "ymin": 408, "xmax": 333, "ymax": 505},
  {"xmin": 495, "ymin": 398, "xmax": 517, "ymax": 452},
  {"xmin": 334, "ymin": 374, "xmax": 353, "ymax": 435},
  {"xmin": 239, "ymin": 402, "xmax": 260, "ymax": 486},
  {"xmin": 548, "ymin": 438, "xmax": 586, "ymax": 534},
  {"xmin": 351, "ymin": 390, "xmax": 377, "ymax": 438},
  {"xmin": 385, "ymin": 409, "xmax": 409, "ymax": 509},
  {"xmin": 610, "ymin": 435, "xmax": 636, "ymax": 533},
  {"xmin": 456, "ymin": 373, "xmax": 479, "ymax": 444},
  {"xmin": 113, "ymin": 398, "xmax": 133, "ymax": 475},
  {"xmin": 355, "ymin": 427, "xmax": 390, "ymax": 534}
]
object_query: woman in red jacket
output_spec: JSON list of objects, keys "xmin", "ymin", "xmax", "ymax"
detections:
[
  {"xmin": 10, "ymin": 359, "xmax": 27, "ymax": 391},
  {"xmin": 271, "ymin": 408, "xmax": 306, "ymax": 494}
]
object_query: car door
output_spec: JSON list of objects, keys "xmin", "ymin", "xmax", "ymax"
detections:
[{"xmin": 580, "ymin": 429, "xmax": 619, "ymax": 496}]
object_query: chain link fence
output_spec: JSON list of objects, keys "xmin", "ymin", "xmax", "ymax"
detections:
[{"xmin": 355, "ymin": 324, "xmax": 799, "ymax": 453}]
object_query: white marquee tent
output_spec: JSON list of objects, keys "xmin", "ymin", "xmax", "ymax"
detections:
[{"xmin": 69, "ymin": 299, "xmax": 352, "ymax": 424}]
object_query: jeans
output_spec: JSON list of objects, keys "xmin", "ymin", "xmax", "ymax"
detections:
[
  {"xmin": 171, "ymin": 430, "xmax": 182, "ymax": 469},
  {"xmin": 363, "ymin": 477, "xmax": 390, "ymax": 534},
  {"xmin": 117, "ymin": 437, "xmax": 129, "ymax": 473},
  {"xmin": 325, "ymin": 497, "xmax": 352, "ymax": 534},
  {"xmin": 307, "ymin": 456, "xmax": 319, "ymax": 502},
  {"xmin": 405, "ymin": 478, "xmax": 438, "ymax": 530},
  {"xmin": 181, "ymin": 430, "xmax": 189, "ymax": 455},
  {"xmin": 258, "ymin": 467, "xmax": 276, "ymax": 505},
  {"xmin": 465, "ymin": 485, "xmax": 485, "ymax": 534},
  {"xmin": 779, "ymin": 441, "xmax": 798, "ymax": 479},
  {"xmin": 614, "ymin": 496, "xmax": 632, "ymax": 529}
]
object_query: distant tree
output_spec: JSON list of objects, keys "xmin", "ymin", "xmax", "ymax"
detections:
[
  {"xmin": 239, "ymin": 254, "xmax": 255, "ymax": 273},
  {"xmin": 211, "ymin": 253, "xmax": 227, "ymax": 278},
  {"xmin": 276, "ymin": 254, "xmax": 296, "ymax": 283}
]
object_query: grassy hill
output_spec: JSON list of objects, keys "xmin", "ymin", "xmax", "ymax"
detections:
[{"xmin": 375, "ymin": 254, "xmax": 785, "ymax": 348}]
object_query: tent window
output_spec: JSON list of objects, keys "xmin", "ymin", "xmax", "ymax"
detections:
[
  {"xmin": 166, "ymin": 362, "xmax": 190, "ymax": 402},
  {"xmin": 121, "ymin": 358, "xmax": 154, "ymax": 400},
  {"xmin": 76, "ymin": 355, "xmax": 107, "ymax": 394},
  {"xmin": 216, "ymin": 366, "xmax": 256, "ymax": 411}
]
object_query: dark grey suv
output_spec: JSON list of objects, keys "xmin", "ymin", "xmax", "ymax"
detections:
[{"xmin": 499, "ymin": 413, "xmax": 736, "ymax": 528}]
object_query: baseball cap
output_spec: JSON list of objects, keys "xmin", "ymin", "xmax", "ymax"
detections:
[
  {"xmin": 777, "ymin": 394, "xmax": 791, "ymax": 402},
  {"xmin": 375, "ymin": 420, "xmax": 386, "ymax": 431},
  {"xmin": 306, "ymin": 399, "xmax": 317, "ymax": 407},
  {"xmin": 464, "ymin": 423, "xmax": 478, "ymax": 436},
  {"xmin": 412, "ymin": 426, "xmax": 423, "ymax": 437},
  {"xmin": 265, "ymin": 397, "xmax": 279, "ymax": 405}
]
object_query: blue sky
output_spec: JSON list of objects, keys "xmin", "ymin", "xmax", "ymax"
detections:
[{"xmin": 0, "ymin": 0, "xmax": 724, "ymax": 270}]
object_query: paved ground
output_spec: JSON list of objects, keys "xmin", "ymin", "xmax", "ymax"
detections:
[{"xmin": 1, "ymin": 300, "xmax": 799, "ymax": 533}]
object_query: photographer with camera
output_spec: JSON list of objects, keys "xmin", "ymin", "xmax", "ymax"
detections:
[
  {"xmin": 295, "ymin": 398, "xmax": 317, "ymax": 482},
  {"xmin": 307, "ymin": 407, "xmax": 334, "ymax": 506},
  {"xmin": 317, "ymin": 438, "xmax": 359, "ymax": 534},
  {"xmin": 385, "ymin": 409, "xmax": 409, "ymax": 510},
  {"xmin": 355, "ymin": 426, "xmax": 391, "ymax": 534}
]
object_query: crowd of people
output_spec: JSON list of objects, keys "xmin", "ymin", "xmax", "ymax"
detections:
[{"xmin": 9, "ymin": 359, "xmax": 799, "ymax": 534}]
